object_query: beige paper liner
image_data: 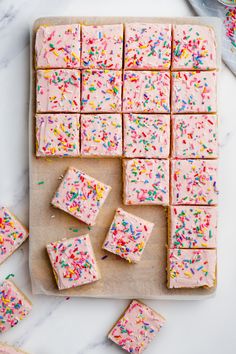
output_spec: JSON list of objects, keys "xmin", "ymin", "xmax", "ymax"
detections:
[{"xmin": 29, "ymin": 16, "xmax": 221, "ymax": 299}]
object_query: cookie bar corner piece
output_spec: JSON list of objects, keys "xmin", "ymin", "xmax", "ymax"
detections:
[
  {"xmin": 35, "ymin": 24, "xmax": 81, "ymax": 69},
  {"xmin": 0, "ymin": 280, "xmax": 32, "ymax": 333},
  {"xmin": 51, "ymin": 167, "xmax": 111, "ymax": 226},
  {"xmin": 103, "ymin": 208, "xmax": 154, "ymax": 263},
  {"xmin": 46, "ymin": 234, "xmax": 101, "ymax": 290},
  {"xmin": 0, "ymin": 207, "xmax": 29, "ymax": 265},
  {"xmin": 167, "ymin": 248, "xmax": 217, "ymax": 288},
  {"xmin": 108, "ymin": 299, "xmax": 166, "ymax": 354}
]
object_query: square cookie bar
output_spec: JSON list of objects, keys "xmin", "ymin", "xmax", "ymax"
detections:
[
  {"xmin": 171, "ymin": 159, "xmax": 218, "ymax": 205},
  {"xmin": 51, "ymin": 167, "xmax": 111, "ymax": 226},
  {"xmin": 171, "ymin": 71, "xmax": 217, "ymax": 114},
  {"xmin": 169, "ymin": 206, "xmax": 217, "ymax": 248},
  {"xmin": 171, "ymin": 114, "xmax": 218, "ymax": 158},
  {"xmin": 172, "ymin": 24, "xmax": 217, "ymax": 70},
  {"xmin": 123, "ymin": 113, "xmax": 170, "ymax": 158},
  {"xmin": 36, "ymin": 69, "xmax": 80, "ymax": 112},
  {"xmin": 123, "ymin": 71, "xmax": 170, "ymax": 113},
  {"xmin": 36, "ymin": 113, "xmax": 80, "ymax": 157},
  {"xmin": 103, "ymin": 208, "xmax": 154, "ymax": 263},
  {"xmin": 81, "ymin": 114, "xmax": 122, "ymax": 157},
  {"xmin": 123, "ymin": 159, "xmax": 169, "ymax": 205},
  {"xmin": 108, "ymin": 300, "xmax": 166, "ymax": 354},
  {"xmin": 124, "ymin": 23, "xmax": 171, "ymax": 70},
  {"xmin": 47, "ymin": 234, "xmax": 100, "ymax": 290},
  {"xmin": 0, "ymin": 280, "xmax": 32, "ymax": 333},
  {"xmin": 0, "ymin": 207, "xmax": 29, "ymax": 265},
  {"xmin": 81, "ymin": 70, "xmax": 122, "ymax": 112},
  {"xmin": 0, "ymin": 343, "xmax": 27, "ymax": 354},
  {"xmin": 81, "ymin": 24, "xmax": 123, "ymax": 69},
  {"xmin": 167, "ymin": 249, "xmax": 217, "ymax": 288},
  {"xmin": 35, "ymin": 24, "xmax": 81, "ymax": 69}
]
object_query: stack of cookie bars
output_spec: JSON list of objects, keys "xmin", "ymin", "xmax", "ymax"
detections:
[{"xmin": 34, "ymin": 21, "xmax": 218, "ymax": 289}]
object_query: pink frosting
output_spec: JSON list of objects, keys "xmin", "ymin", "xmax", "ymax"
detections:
[
  {"xmin": 124, "ymin": 23, "xmax": 171, "ymax": 69},
  {"xmin": 171, "ymin": 159, "xmax": 218, "ymax": 205},
  {"xmin": 171, "ymin": 114, "xmax": 218, "ymax": 158},
  {"xmin": 35, "ymin": 24, "xmax": 80, "ymax": 69},
  {"xmin": 123, "ymin": 113, "xmax": 170, "ymax": 158},
  {"xmin": 81, "ymin": 24, "xmax": 123, "ymax": 70},
  {"xmin": 171, "ymin": 71, "xmax": 217, "ymax": 114},
  {"xmin": 103, "ymin": 208, "xmax": 154, "ymax": 263},
  {"xmin": 36, "ymin": 69, "xmax": 80, "ymax": 112},
  {"xmin": 0, "ymin": 281, "xmax": 32, "ymax": 333},
  {"xmin": 47, "ymin": 234, "xmax": 100, "ymax": 290},
  {"xmin": 36, "ymin": 113, "xmax": 80, "ymax": 157},
  {"xmin": 108, "ymin": 300, "xmax": 166, "ymax": 354},
  {"xmin": 123, "ymin": 71, "xmax": 170, "ymax": 113},
  {"xmin": 172, "ymin": 25, "xmax": 216, "ymax": 70},
  {"xmin": 51, "ymin": 167, "xmax": 111, "ymax": 226},
  {"xmin": 169, "ymin": 206, "xmax": 217, "ymax": 248},
  {"xmin": 81, "ymin": 114, "xmax": 122, "ymax": 157},
  {"xmin": 123, "ymin": 159, "xmax": 169, "ymax": 205},
  {"xmin": 81, "ymin": 70, "xmax": 122, "ymax": 112},
  {"xmin": 168, "ymin": 249, "xmax": 217, "ymax": 288},
  {"xmin": 0, "ymin": 344, "xmax": 26, "ymax": 354},
  {"xmin": 0, "ymin": 207, "xmax": 28, "ymax": 265}
]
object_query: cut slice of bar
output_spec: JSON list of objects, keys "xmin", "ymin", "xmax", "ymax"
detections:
[
  {"xmin": 167, "ymin": 248, "xmax": 217, "ymax": 288},
  {"xmin": 36, "ymin": 113, "xmax": 80, "ymax": 157},
  {"xmin": 36, "ymin": 69, "xmax": 81, "ymax": 113},
  {"xmin": 0, "ymin": 280, "xmax": 32, "ymax": 333},
  {"xmin": 47, "ymin": 234, "xmax": 100, "ymax": 290},
  {"xmin": 123, "ymin": 159, "xmax": 169, "ymax": 205},
  {"xmin": 171, "ymin": 159, "xmax": 218, "ymax": 205},
  {"xmin": 123, "ymin": 113, "xmax": 170, "ymax": 158},
  {"xmin": 35, "ymin": 24, "xmax": 81, "ymax": 69},
  {"xmin": 108, "ymin": 299, "xmax": 166, "ymax": 354},
  {"xmin": 171, "ymin": 114, "xmax": 218, "ymax": 158},
  {"xmin": 124, "ymin": 23, "xmax": 171, "ymax": 69},
  {"xmin": 51, "ymin": 167, "xmax": 111, "ymax": 226},
  {"xmin": 169, "ymin": 205, "xmax": 217, "ymax": 248},
  {"xmin": 103, "ymin": 208, "xmax": 154, "ymax": 263},
  {"xmin": 81, "ymin": 114, "xmax": 122, "ymax": 157},
  {"xmin": 0, "ymin": 207, "xmax": 29, "ymax": 265}
]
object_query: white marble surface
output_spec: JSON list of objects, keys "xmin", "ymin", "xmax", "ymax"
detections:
[{"xmin": 0, "ymin": 0, "xmax": 236, "ymax": 353}]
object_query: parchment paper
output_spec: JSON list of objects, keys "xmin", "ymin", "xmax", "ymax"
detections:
[{"xmin": 29, "ymin": 16, "xmax": 220, "ymax": 299}]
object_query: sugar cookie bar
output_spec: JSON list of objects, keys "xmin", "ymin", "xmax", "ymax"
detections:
[
  {"xmin": 35, "ymin": 24, "xmax": 81, "ymax": 69},
  {"xmin": 172, "ymin": 24, "xmax": 216, "ymax": 70},
  {"xmin": 123, "ymin": 71, "xmax": 170, "ymax": 113},
  {"xmin": 108, "ymin": 300, "xmax": 166, "ymax": 354},
  {"xmin": 171, "ymin": 114, "xmax": 218, "ymax": 158},
  {"xmin": 171, "ymin": 159, "xmax": 218, "ymax": 205},
  {"xmin": 47, "ymin": 234, "xmax": 100, "ymax": 290},
  {"xmin": 0, "ymin": 343, "xmax": 28, "ymax": 354},
  {"xmin": 36, "ymin": 113, "xmax": 80, "ymax": 157},
  {"xmin": 36, "ymin": 69, "xmax": 81, "ymax": 112},
  {"xmin": 169, "ymin": 206, "xmax": 217, "ymax": 248},
  {"xmin": 103, "ymin": 208, "xmax": 154, "ymax": 263},
  {"xmin": 0, "ymin": 207, "xmax": 28, "ymax": 265},
  {"xmin": 81, "ymin": 69, "xmax": 122, "ymax": 112},
  {"xmin": 123, "ymin": 113, "xmax": 170, "ymax": 158},
  {"xmin": 0, "ymin": 280, "xmax": 32, "ymax": 333},
  {"xmin": 123, "ymin": 159, "xmax": 169, "ymax": 205},
  {"xmin": 124, "ymin": 23, "xmax": 171, "ymax": 70},
  {"xmin": 51, "ymin": 167, "xmax": 111, "ymax": 226},
  {"xmin": 81, "ymin": 24, "xmax": 123, "ymax": 70},
  {"xmin": 81, "ymin": 114, "xmax": 122, "ymax": 157},
  {"xmin": 167, "ymin": 249, "xmax": 217, "ymax": 288},
  {"xmin": 171, "ymin": 71, "xmax": 217, "ymax": 114}
]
